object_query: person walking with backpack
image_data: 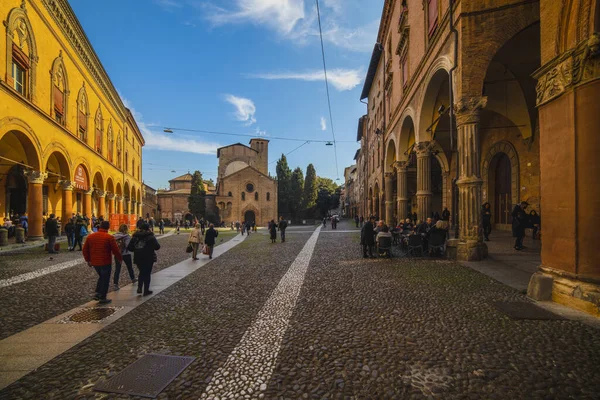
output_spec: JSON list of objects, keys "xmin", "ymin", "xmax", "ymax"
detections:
[
  {"xmin": 188, "ymin": 223, "xmax": 203, "ymax": 260},
  {"xmin": 128, "ymin": 222, "xmax": 160, "ymax": 296},
  {"xmin": 278, "ymin": 216, "xmax": 288, "ymax": 243},
  {"xmin": 45, "ymin": 214, "xmax": 59, "ymax": 254},
  {"xmin": 113, "ymin": 224, "xmax": 136, "ymax": 289},
  {"xmin": 204, "ymin": 223, "xmax": 218, "ymax": 259},
  {"xmin": 83, "ymin": 221, "xmax": 122, "ymax": 304}
]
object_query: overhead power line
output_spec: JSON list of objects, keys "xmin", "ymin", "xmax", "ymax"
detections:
[
  {"xmin": 315, "ymin": 0, "xmax": 340, "ymax": 180},
  {"xmin": 269, "ymin": 141, "xmax": 311, "ymax": 165},
  {"xmin": 163, "ymin": 127, "xmax": 354, "ymax": 144}
]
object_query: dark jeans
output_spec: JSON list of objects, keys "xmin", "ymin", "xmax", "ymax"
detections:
[
  {"xmin": 66, "ymin": 233, "xmax": 75, "ymax": 249},
  {"xmin": 483, "ymin": 222, "xmax": 492, "ymax": 239},
  {"xmin": 74, "ymin": 236, "xmax": 83, "ymax": 250},
  {"xmin": 280, "ymin": 229, "xmax": 286, "ymax": 242},
  {"xmin": 47, "ymin": 235, "xmax": 57, "ymax": 252},
  {"xmin": 515, "ymin": 235, "xmax": 524, "ymax": 249},
  {"xmin": 114, "ymin": 254, "xmax": 135, "ymax": 284},
  {"xmin": 94, "ymin": 265, "xmax": 112, "ymax": 300},
  {"xmin": 363, "ymin": 243, "xmax": 374, "ymax": 257},
  {"xmin": 137, "ymin": 262, "xmax": 153, "ymax": 293}
]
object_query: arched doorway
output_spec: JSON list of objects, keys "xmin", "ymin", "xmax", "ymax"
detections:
[
  {"xmin": 244, "ymin": 210, "xmax": 255, "ymax": 224},
  {"xmin": 5, "ymin": 165, "xmax": 27, "ymax": 215},
  {"xmin": 490, "ymin": 153, "xmax": 512, "ymax": 227}
]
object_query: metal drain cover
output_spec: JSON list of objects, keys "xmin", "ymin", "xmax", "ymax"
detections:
[
  {"xmin": 493, "ymin": 301, "xmax": 565, "ymax": 320},
  {"xmin": 68, "ymin": 307, "xmax": 118, "ymax": 323},
  {"xmin": 94, "ymin": 354, "xmax": 196, "ymax": 398}
]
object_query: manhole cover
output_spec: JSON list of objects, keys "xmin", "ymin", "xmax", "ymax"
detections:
[
  {"xmin": 94, "ymin": 354, "xmax": 196, "ymax": 398},
  {"xmin": 493, "ymin": 301, "xmax": 565, "ymax": 320},
  {"xmin": 68, "ymin": 307, "xmax": 118, "ymax": 323}
]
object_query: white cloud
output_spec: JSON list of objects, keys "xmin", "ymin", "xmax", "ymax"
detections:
[
  {"xmin": 254, "ymin": 126, "xmax": 268, "ymax": 137},
  {"xmin": 119, "ymin": 91, "xmax": 221, "ymax": 155},
  {"xmin": 155, "ymin": 0, "xmax": 183, "ymax": 10},
  {"xmin": 249, "ymin": 68, "xmax": 363, "ymax": 91},
  {"xmin": 322, "ymin": 19, "xmax": 380, "ymax": 52},
  {"xmin": 322, "ymin": 0, "xmax": 342, "ymax": 13},
  {"xmin": 224, "ymin": 94, "xmax": 257, "ymax": 125},
  {"xmin": 320, "ymin": 116, "xmax": 327, "ymax": 131}
]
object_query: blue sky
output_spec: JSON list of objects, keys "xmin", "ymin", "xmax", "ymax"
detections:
[{"xmin": 70, "ymin": 0, "xmax": 384, "ymax": 189}]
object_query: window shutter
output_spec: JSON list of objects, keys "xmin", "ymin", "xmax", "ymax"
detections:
[
  {"xmin": 12, "ymin": 43, "xmax": 30, "ymax": 68},
  {"xmin": 428, "ymin": 0, "xmax": 438, "ymax": 34},
  {"xmin": 78, "ymin": 110, "xmax": 87, "ymax": 130},
  {"xmin": 53, "ymin": 86, "xmax": 64, "ymax": 114},
  {"xmin": 402, "ymin": 57, "xmax": 409, "ymax": 87}
]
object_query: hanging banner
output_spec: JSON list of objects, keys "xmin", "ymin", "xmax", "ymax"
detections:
[
  {"xmin": 74, "ymin": 165, "xmax": 89, "ymax": 190},
  {"xmin": 109, "ymin": 214, "xmax": 121, "ymax": 232}
]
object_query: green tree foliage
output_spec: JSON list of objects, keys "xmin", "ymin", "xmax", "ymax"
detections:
[
  {"xmin": 188, "ymin": 170, "xmax": 206, "ymax": 219},
  {"xmin": 314, "ymin": 177, "xmax": 342, "ymax": 217},
  {"xmin": 303, "ymin": 164, "xmax": 318, "ymax": 209},
  {"xmin": 290, "ymin": 167, "xmax": 304, "ymax": 219},
  {"xmin": 276, "ymin": 154, "xmax": 293, "ymax": 216}
]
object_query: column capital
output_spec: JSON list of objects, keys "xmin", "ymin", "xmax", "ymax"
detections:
[
  {"xmin": 454, "ymin": 96, "xmax": 487, "ymax": 126},
  {"xmin": 84, "ymin": 188, "xmax": 94, "ymax": 196},
  {"xmin": 106, "ymin": 193, "xmax": 115, "ymax": 200},
  {"xmin": 414, "ymin": 141, "xmax": 434, "ymax": 157},
  {"xmin": 59, "ymin": 180, "xmax": 74, "ymax": 191},
  {"xmin": 115, "ymin": 195, "xmax": 123, "ymax": 202},
  {"xmin": 95, "ymin": 189, "xmax": 106, "ymax": 198},
  {"xmin": 384, "ymin": 171, "xmax": 395, "ymax": 180},
  {"xmin": 24, "ymin": 170, "xmax": 47, "ymax": 184},
  {"xmin": 393, "ymin": 160, "xmax": 409, "ymax": 171}
]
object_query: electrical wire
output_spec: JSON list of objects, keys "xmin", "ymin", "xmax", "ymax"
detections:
[
  {"xmin": 163, "ymin": 127, "xmax": 355, "ymax": 144},
  {"xmin": 269, "ymin": 141, "xmax": 311, "ymax": 165},
  {"xmin": 315, "ymin": 0, "xmax": 340, "ymax": 180}
]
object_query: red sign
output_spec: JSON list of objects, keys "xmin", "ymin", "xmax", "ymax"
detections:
[
  {"xmin": 74, "ymin": 165, "xmax": 89, "ymax": 190},
  {"xmin": 109, "ymin": 214, "xmax": 121, "ymax": 232}
]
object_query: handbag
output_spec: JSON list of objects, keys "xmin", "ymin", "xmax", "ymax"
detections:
[
  {"xmin": 202, "ymin": 245, "xmax": 209, "ymax": 255},
  {"xmin": 186, "ymin": 243, "xmax": 193, "ymax": 253}
]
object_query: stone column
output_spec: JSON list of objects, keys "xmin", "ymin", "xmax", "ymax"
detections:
[
  {"xmin": 384, "ymin": 172, "xmax": 394, "ymax": 224},
  {"xmin": 107, "ymin": 193, "xmax": 115, "ymax": 216},
  {"xmin": 367, "ymin": 198, "xmax": 373, "ymax": 217},
  {"xmin": 453, "ymin": 96, "xmax": 488, "ymax": 260},
  {"xmin": 25, "ymin": 170, "xmax": 47, "ymax": 239},
  {"xmin": 61, "ymin": 180, "xmax": 74, "ymax": 228},
  {"xmin": 83, "ymin": 188, "xmax": 93, "ymax": 219},
  {"xmin": 394, "ymin": 161, "xmax": 409, "ymax": 220},
  {"xmin": 96, "ymin": 190, "xmax": 106, "ymax": 219},
  {"xmin": 116, "ymin": 196, "xmax": 123, "ymax": 214},
  {"xmin": 415, "ymin": 142, "xmax": 433, "ymax": 221}
]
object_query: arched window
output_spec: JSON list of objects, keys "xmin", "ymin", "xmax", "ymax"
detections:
[
  {"xmin": 228, "ymin": 191, "xmax": 232, "ymax": 197},
  {"xmin": 6, "ymin": 6, "xmax": 38, "ymax": 99},
  {"xmin": 267, "ymin": 192, "xmax": 271, "ymax": 201},
  {"xmin": 116, "ymin": 132, "xmax": 122, "ymax": 168},
  {"xmin": 241, "ymin": 192, "xmax": 245, "ymax": 201},
  {"xmin": 77, "ymin": 86, "xmax": 89, "ymax": 142},
  {"xmin": 254, "ymin": 192, "xmax": 259, "ymax": 201},
  {"xmin": 50, "ymin": 54, "xmax": 68, "ymax": 126},
  {"xmin": 94, "ymin": 107, "xmax": 103, "ymax": 154},
  {"xmin": 107, "ymin": 123, "xmax": 114, "ymax": 163}
]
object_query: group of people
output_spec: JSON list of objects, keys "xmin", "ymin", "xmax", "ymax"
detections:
[
  {"xmin": 268, "ymin": 217, "xmax": 288, "ymax": 243},
  {"xmin": 187, "ymin": 222, "xmax": 218, "ymax": 260},
  {"xmin": 482, "ymin": 201, "xmax": 541, "ymax": 250},
  {"xmin": 323, "ymin": 215, "xmax": 339, "ymax": 229},
  {"xmin": 2, "ymin": 213, "xmax": 29, "ymax": 240},
  {"xmin": 82, "ymin": 221, "xmax": 160, "ymax": 304},
  {"xmin": 232, "ymin": 220, "xmax": 257, "ymax": 235}
]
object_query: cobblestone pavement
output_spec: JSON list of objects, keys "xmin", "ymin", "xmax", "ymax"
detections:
[
  {"xmin": 2, "ymin": 222, "xmax": 600, "ymax": 399},
  {"xmin": 0, "ymin": 231, "xmax": 237, "ymax": 340}
]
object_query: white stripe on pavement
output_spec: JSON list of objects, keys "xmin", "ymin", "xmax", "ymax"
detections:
[
  {"xmin": 0, "ymin": 230, "xmax": 175, "ymax": 289},
  {"xmin": 201, "ymin": 226, "xmax": 322, "ymax": 400}
]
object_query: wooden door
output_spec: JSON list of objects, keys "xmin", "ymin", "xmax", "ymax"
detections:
[{"xmin": 494, "ymin": 153, "xmax": 512, "ymax": 225}]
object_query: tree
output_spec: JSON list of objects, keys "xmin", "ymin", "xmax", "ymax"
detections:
[
  {"xmin": 276, "ymin": 154, "xmax": 292, "ymax": 216},
  {"xmin": 188, "ymin": 170, "xmax": 206, "ymax": 219},
  {"xmin": 303, "ymin": 164, "xmax": 318, "ymax": 209},
  {"xmin": 290, "ymin": 167, "xmax": 304, "ymax": 220},
  {"xmin": 316, "ymin": 177, "xmax": 337, "ymax": 193},
  {"xmin": 204, "ymin": 178, "xmax": 215, "ymax": 187}
]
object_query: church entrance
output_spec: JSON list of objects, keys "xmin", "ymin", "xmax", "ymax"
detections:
[
  {"xmin": 492, "ymin": 153, "xmax": 512, "ymax": 226},
  {"xmin": 244, "ymin": 210, "xmax": 255, "ymax": 224},
  {"xmin": 5, "ymin": 166, "xmax": 27, "ymax": 216}
]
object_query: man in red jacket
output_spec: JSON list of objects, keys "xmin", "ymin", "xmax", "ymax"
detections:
[{"xmin": 83, "ymin": 221, "xmax": 122, "ymax": 304}]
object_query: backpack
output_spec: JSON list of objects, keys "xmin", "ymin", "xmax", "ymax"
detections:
[{"xmin": 116, "ymin": 236, "xmax": 127, "ymax": 253}]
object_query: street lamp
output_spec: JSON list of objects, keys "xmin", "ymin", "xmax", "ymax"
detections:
[{"xmin": 163, "ymin": 128, "xmax": 173, "ymax": 133}]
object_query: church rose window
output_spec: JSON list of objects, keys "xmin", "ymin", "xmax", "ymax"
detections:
[{"xmin": 246, "ymin": 183, "xmax": 254, "ymax": 193}]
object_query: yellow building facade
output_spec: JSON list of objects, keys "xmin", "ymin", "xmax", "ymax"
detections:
[{"xmin": 0, "ymin": 0, "xmax": 144, "ymax": 239}]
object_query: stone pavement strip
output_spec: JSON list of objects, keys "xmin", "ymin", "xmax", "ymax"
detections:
[
  {"xmin": 200, "ymin": 226, "xmax": 322, "ymax": 399},
  {"xmin": 0, "ymin": 232, "xmax": 246, "ymax": 390}
]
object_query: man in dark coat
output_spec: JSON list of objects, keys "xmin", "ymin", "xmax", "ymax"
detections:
[
  {"xmin": 442, "ymin": 207, "xmax": 450, "ymax": 222},
  {"xmin": 278, "ymin": 216, "xmax": 288, "ymax": 242},
  {"xmin": 361, "ymin": 216, "xmax": 376, "ymax": 258},
  {"xmin": 204, "ymin": 223, "xmax": 219, "ymax": 259},
  {"xmin": 45, "ymin": 214, "xmax": 59, "ymax": 254},
  {"xmin": 127, "ymin": 222, "xmax": 160, "ymax": 296},
  {"xmin": 481, "ymin": 202, "xmax": 492, "ymax": 241},
  {"xmin": 511, "ymin": 201, "xmax": 529, "ymax": 250}
]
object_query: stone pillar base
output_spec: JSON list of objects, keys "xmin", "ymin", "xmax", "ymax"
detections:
[
  {"xmin": 447, "ymin": 239, "xmax": 488, "ymax": 261},
  {"xmin": 530, "ymin": 268, "xmax": 600, "ymax": 317}
]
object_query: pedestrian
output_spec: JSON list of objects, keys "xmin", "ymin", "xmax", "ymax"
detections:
[
  {"xmin": 149, "ymin": 217, "xmax": 155, "ymax": 233},
  {"xmin": 361, "ymin": 216, "xmax": 376, "ymax": 258},
  {"xmin": 323, "ymin": 217, "xmax": 327, "ymax": 227},
  {"xmin": 64, "ymin": 218, "xmax": 75, "ymax": 251},
  {"xmin": 200, "ymin": 218, "xmax": 206, "ymax": 235},
  {"xmin": 74, "ymin": 217, "xmax": 87, "ymax": 251},
  {"xmin": 278, "ymin": 216, "xmax": 288, "ymax": 243},
  {"xmin": 19, "ymin": 212, "xmax": 28, "ymax": 236},
  {"xmin": 83, "ymin": 221, "xmax": 122, "ymax": 304},
  {"xmin": 442, "ymin": 207, "xmax": 450, "ymax": 222},
  {"xmin": 188, "ymin": 223, "xmax": 203, "ymax": 260},
  {"xmin": 176, "ymin": 219, "xmax": 180, "ymax": 234},
  {"xmin": 269, "ymin": 219, "xmax": 277, "ymax": 243},
  {"xmin": 245, "ymin": 220, "xmax": 252, "ymax": 236},
  {"xmin": 359, "ymin": 216, "xmax": 364, "ymax": 227},
  {"xmin": 529, "ymin": 210, "xmax": 541, "ymax": 239},
  {"xmin": 128, "ymin": 222, "xmax": 160, "ymax": 296},
  {"xmin": 136, "ymin": 217, "xmax": 144, "ymax": 230},
  {"xmin": 45, "ymin": 213, "xmax": 59, "ymax": 254},
  {"xmin": 204, "ymin": 223, "xmax": 218, "ymax": 259},
  {"xmin": 159, "ymin": 219, "xmax": 165, "ymax": 235},
  {"xmin": 113, "ymin": 224, "xmax": 137, "ymax": 289},
  {"xmin": 354, "ymin": 215, "xmax": 359, "ymax": 228},
  {"xmin": 481, "ymin": 202, "xmax": 492, "ymax": 241},
  {"xmin": 512, "ymin": 201, "xmax": 529, "ymax": 251}
]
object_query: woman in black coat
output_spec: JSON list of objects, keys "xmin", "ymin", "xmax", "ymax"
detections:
[
  {"xmin": 511, "ymin": 201, "xmax": 528, "ymax": 250},
  {"xmin": 481, "ymin": 202, "xmax": 492, "ymax": 241},
  {"xmin": 127, "ymin": 222, "xmax": 160, "ymax": 295},
  {"xmin": 204, "ymin": 223, "xmax": 219, "ymax": 259},
  {"xmin": 269, "ymin": 220, "xmax": 277, "ymax": 243},
  {"xmin": 529, "ymin": 210, "xmax": 541, "ymax": 239}
]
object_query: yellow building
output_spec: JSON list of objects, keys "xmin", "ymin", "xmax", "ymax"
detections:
[{"xmin": 0, "ymin": 0, "xmax": 145, "ymax": 239}]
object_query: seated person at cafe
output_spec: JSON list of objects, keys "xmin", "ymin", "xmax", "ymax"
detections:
[
  {"xmin": 376, "ymin": 225, "xmax": 393, "ymax": 256},
  {"xmin": 402, "ymin": 218, "xmax": 413, "ymax": 231}
]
